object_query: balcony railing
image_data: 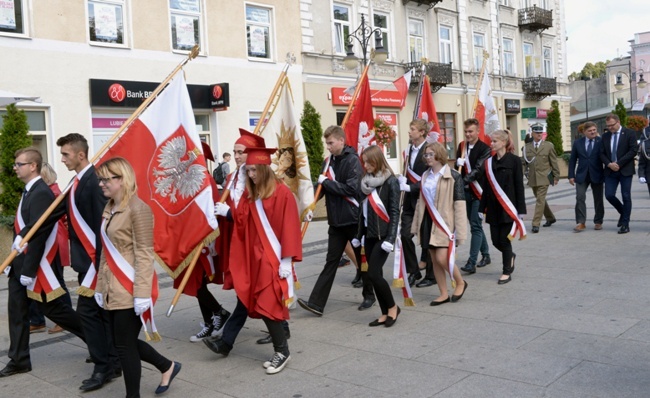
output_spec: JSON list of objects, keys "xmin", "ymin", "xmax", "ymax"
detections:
[
  {"xmin": 404, "ymin": 61, "xmax": 453, "ymax": 93},
  {"xmin": 522, "ymin": 76, "xmax": 557, "ymax": 101},
  {"xmin": 401, "ymin": 0, "xmax": 444, "ymax": 10},
  {"xmin": 518, "ymin": 6, "xmax": 553, "ymax": 33}
]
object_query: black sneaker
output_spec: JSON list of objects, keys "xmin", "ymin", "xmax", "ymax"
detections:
[
  {"xmin": 264, "ymin": 352, "xmax": 291, "ymax": 374},
  {"xmin": 477, "ymin": 256, "xmax": 491, "ymax": 268},
  {"xmin": 203, "ymin": 336, "xmax": 232, "ymax": 356},
  {"xmin": 338, "ymin": 255, "xmax": 351, "ymax": 268},
  {"xmin": 189, "ymin": 322, "xmax": 214, "ymax": 342},
  {"xmin": 211, "ymin": 308, "xmax": 231, "ymax": 337}
]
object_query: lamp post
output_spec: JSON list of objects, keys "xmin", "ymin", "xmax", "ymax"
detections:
[
  {"xmin": 343, "ymin": 14, "xmax": 388, "ymax": 69},
  {"xmin": 614, "ymin": 61, "xmax": 647, "ymax": 108},
  {"xmin": 582, "ymin": 75, "xmax": 590, "ymax": 121}
]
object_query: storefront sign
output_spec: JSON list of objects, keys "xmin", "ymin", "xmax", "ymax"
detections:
[
  {"xmin": 90, "ymin": 79, "xmax": 214, "ymax": 109},
  {"xmin": 521, "ymin": 107, "xmax": 536, "ymax": 119},
  {"xmin": 331, "ymin": 87, "xmax": 403, "ymax": 108},
  {"xmin": 536, "ymin": 109, "xmax": 548, "ymax": 119},
  {"xmin": 504, "ymin": 99, "xmax": 520, "ymax": 114},
  {"xmin": 92, "ymin": 117, "xmax": 127, "ymax": 128},
  {"xmin": 210, "ymin": 83, "xmax": 230, "ymax": 110}
]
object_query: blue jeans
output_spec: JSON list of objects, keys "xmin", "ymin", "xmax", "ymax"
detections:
[
  {"xmin": 465, "ymin": 190, "xmax": 489, "ymax": 265},
  {"xmin": 604, "ymin": 172, "xmax": 633, "ymax": 226}
]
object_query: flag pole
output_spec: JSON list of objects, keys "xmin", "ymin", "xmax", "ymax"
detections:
[
  {"xmin": 300, "ymin": 64, "xmax": 370, "ymax": 239},
  {"xmin": 412, "ymin": 59, "xmax": 427, "ymax": 121},
  {"xmin": 471, "ymin": 51, "xmax": 490, "ymax": 118},
  {"xmin": 0, "ymin": 46, "xmax": 201, "ymax": 275}
]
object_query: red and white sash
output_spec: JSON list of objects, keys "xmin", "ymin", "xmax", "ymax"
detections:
[
  {"xmin": 403, "ymin": 147, "xmax": 422, "ymax": 184},
  {"xmin": 69, "ymin": 178, "xmax": 98, "ymax": 297},
  {"xmin": 462, "ymin": 141, "xmax": 483, "ymax": 199},
  {"xmin": 100, "ymin": 218, "xmax": 160, "ymax": 340},
  {"xmin": 325, "ymin": 156, "xmax": 359, "ymax": 207},
  {"xmin": 421, "ymin": 171, "xmax": 457, "ymax": 280},
  {"xmin": 251, "ymin": 199, "xmax": 294, "ymax": 307},
  {"xmin": 485, "ymin": 157, "xmax": 527, "ymax": 240},
  {"xmin": 15, "ymin": 198, "xmax": 65, "ymax": 302},
  {"xmin": 366, "ymin": 189, "xmax": 390, "ymax": 223},
  {"xmin": 391, "ymin": 236, "xmax": 415, "ymax": 306}
]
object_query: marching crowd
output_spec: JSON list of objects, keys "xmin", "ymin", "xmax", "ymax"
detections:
[{"xmin": 3, "ymin": 114, "xmax": 649, "ymax": 397}]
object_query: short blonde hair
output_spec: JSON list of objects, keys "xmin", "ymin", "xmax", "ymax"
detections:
[
  {"xmin": 40, "ymin": 163, "xmax": 58, "ymax": 185},
  {"xmin": 96, "ymin": 157, "xmax": 137, "ymax": 210},
  {"xmin": 423, "ymin": 141, "xmax": 448, "ymax": 164}
]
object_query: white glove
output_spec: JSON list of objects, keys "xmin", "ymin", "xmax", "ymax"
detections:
[
  {"xmin": 214, "ymin": 203, "xmax": 229, "ymax": 217},
  {"xmin": 518, "ymin": 214, "xmax": 524, "ymax": 220},
  {"xmin": 399, "ymin": 181, "xmax": 411, "ymax": 192},
  {"xmin": 640, "ymin": 177, "xmax": 647, "ymax": 184},
  {"xmin": 456, "ymin": 158, "xmax": 466, "ymax": 167},
  {"xmin": 318, "ymin": 174, "xmax": 327, "ymax": 184},
  {"xmin": 94, "ymin": 292, "xmax": 104, "ymax": 308},
  {"xmin": 397, "ymin": 175, "xmax": 407, "ymax": 185},
  {"xmin": 20, "ymin": 275, "xmax": 34, "ymax": 287},
  {"xmin": 351, "ymin": 238, "xmax": 361, "ymax": 248},
  {"xmin": 3, "ymin": 266, "xmax": 11, "ymax": 276},
  {"xmin": 134, "ymin": 298, "xmax": 150, "ymax": 316},
  {"xmin": 12, "ymin": 236, "xmax": 26, "ymax": 254},
  {"xmin": 279, "ymin": 257, "xmax": 292, "ymax": 279},
  {"xmin": 381, "ymin": 241, "xmax": 394, "ymax": 253},
  {"xmin": 208, "ymin": 241, "xmax": 217, "ymax": 257},
  {"xmin": 303, "ymin": 210, "xmax": 313, "ymax": 222},
  {"xmin": 478, "ymin": 212, "xmax": 484, "ymax": 220}
]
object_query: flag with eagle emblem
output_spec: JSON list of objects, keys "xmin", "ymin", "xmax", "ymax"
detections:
[
  {"xmin": 416, "ymin": 75, "xmax": 443, "ymax": 143},
  {"xmin": 344, "ymin": 73, "xmax": 375, "ymax": 155}
]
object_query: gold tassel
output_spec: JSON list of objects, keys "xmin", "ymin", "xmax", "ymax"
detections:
[
  {"xmin": 76, "ymin": 286, "xmax": 95, "ymax": 297},
  {"xmin": 294, "ymin": 281, "xmax": 301, "ymax": 290},
  {"xmin": 26, "ymin": 290, "xmax": 43, "ymax": 302},
  {"xmin": 404, "ymin": 297, "xmax": 416, "ymax": 307},
  {"xmin": 150, "ymin": 332, "xmax": 162, "ymax": 342},
  {"xmin": 144, "ymin": 331, "xmax": 151, "ymax": 341},
  {"xmin": 451, "ymin": 280, "xmax": 457, "ymax": 289},
  {"xmin": 392, "ymin": 278, "xmax": 404, "ymax": 288},
  {"xmin": 284, "ymin": 297, "xmax": 294, "ymax": 307},
  {"xmin": 507, "ymin": 234, "xmax": 515, "ymax": 241},
  {"xmin": 45, "ymin": 287, "xmax": 66, "ymax": 302}
]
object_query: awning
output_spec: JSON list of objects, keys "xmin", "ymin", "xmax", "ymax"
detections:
[{"xmin": 0, "ymin": 90, "xmax": 42, "ymax": 107}]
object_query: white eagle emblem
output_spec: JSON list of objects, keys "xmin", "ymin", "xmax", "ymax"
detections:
[{"xmin": 152, "ymin": 136, "xmax": 206, "ymax": 203}]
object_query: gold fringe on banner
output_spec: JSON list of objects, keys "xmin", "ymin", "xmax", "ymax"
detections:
[
  {"xmin": 404, "ymin": 297, "xmax": 416, "ymax": 307},
  {"xmin": 294, "ymin": 281, "xmax": 301, "ymax": 290},
  {"xmin": 392, "ymin": 278, "xmax": 404, "ymax": 288},
  {"xmin": 76, "ymin": 286, "xmax": 95, "ymax": 297},
  {"xmin": 157, "ymin": 228, "xmax": 220, "ymax": 280}
]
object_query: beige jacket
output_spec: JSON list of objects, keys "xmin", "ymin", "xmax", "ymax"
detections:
[
  {"xmin": 411, "ymin": 166, "xmax": 467, "ymax": 247},
  {"xmin": 96, "ymin": 195, "xmax": 155, "ymax": 310},
  {"xmin": 524, "ymin": 140, "xmax": 560, "ymax": 187}
]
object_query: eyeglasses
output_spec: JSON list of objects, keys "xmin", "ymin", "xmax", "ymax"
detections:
[
  {"xmin": 423, "ymin": 153, "xmax": 435, "ymax": 159},
  {"xmin": 13, "ymin": 162, "xmax": 33, "ymax": 168},
  {"xmin": 98, "ymin": 176, "xmax": 121, "ymax": 184},
  {"xmin": 605, "ymin": 123, "xmax": 618, "ymax": 128}
]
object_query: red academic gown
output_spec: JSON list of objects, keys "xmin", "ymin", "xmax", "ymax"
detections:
[{"xmin": 230, "ymin": 182, "xmax": 302, "ymax": 321}]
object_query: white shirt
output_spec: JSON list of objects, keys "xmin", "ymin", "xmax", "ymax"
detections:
[
  {"xmin": 422, "ymin": 165, "xmax": 446, "ymax": 203},
  {"xmin": 409, "ymin": 141, "xmax": 426, "ymax": 169},
  {"xmin": 24, "ymin": 176, "xmax": 43, "ymax": 193},
  {"xmin": 76, "ymin": 163, "xmax": 92, "ymax": 182}
]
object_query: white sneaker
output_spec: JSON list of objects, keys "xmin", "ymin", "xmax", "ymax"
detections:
[
  {"xmin": 189, "ymin": 322, "xmax": 213, "ymax": 342},
  {"xmin": 264, "ymin": 352, "xmax": 290, "ymax": 374}
]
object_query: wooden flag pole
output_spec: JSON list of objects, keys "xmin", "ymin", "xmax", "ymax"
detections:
[
  {"xmin": 0, "ymin": 46, "xmax": 201, "ymax": 275},
  {"xmin": 471, "ymin": 51, "xmax": 490, "ymax": 118},
  {"xmin": 412, "ymin": 59, "xmax": 428, "ymax": 121}
]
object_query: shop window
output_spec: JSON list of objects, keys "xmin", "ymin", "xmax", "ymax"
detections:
[
  {"xmin": 88, "ymin": 0, "xmax": 126, "ymax": 45},
  {"xmin": 170, "ymin": 0, "xmax": 202, "ymax": 52},
  {"xmin": 246, "ymin": 4, "xmax": 273, "ymax": 60},
  {"xmin": 437, "ymin": 112, "xmax": 457, "ymax": 159},
  {"xmin": 0, "ymin": 0, "xmax": 27, "ymax": 36}
]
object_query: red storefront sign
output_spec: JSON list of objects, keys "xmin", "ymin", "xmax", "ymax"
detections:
[
  {"xmin": 331, "ymin": 87, "xmax": 403, "ymax": 108},
  {"xmin": 536, "ymin": 109, "xmax": 548, "ymax": 118}
]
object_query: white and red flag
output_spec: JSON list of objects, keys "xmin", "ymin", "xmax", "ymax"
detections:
[
  {"xmin": 392, "ymin": 70, "xmax": 412, "ymax": 110},
  {"xmin": 97, "ymin": 74, "xmax": 219, "ymax": 278},
  {"xmin": 474, "ymin": 74, "xmax": 500, "ymax": 145},
  {"xmin": 416, "ymin": 75, "xmax": 443, "ymax": 142},
  {"xmin": 344, "ymin": 73, "xmax": 375, "ymax": 155}
]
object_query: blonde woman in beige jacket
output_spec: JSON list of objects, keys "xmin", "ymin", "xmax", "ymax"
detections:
[
  {"xmin": 412, "ymin": 142, "xmax": 468, "ymax": 306},
  {"xmin": 95, "ymin": 157, "xmax": 180, "ymax": 398}
]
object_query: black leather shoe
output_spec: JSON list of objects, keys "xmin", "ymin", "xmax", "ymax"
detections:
[
  {"xmin": 477, "ymin": 256, "xmax": 491, "ymax": 268},
  {"xmin": 358, "ymin": 298, "xmax": 375, "ymax": 311},
  {"xmin": 353, "ymin": 279, "xmax": 363, "ymax": 288},
  {"xmin": 416, "ymin": 278, "xmax": 435, "ymax": 288},
  {"xmin": 85, "ymin": 356, "xmax": 93, "ymax": 363},
  {"xmin": 617, "ymin": 216, "xmax": 623, "ymax": 227},
  {"xmin": 79, "ymin": 372, "xmax": 111, "ymax": 391},
  {"xmin": 407, "ymin": 272, "xmax": 421, "ymax": 287},
  {"xmin": 155, "ymin": 361, "xmax": 182, "ymax": 395},
  {"xmin": 498, "ymin": 275, "xmax": 512, "ymax": 285},
  {"xmin": 368, "ymin": 318, "xmax": 386, "ymax": 327},
  {"xmin": 0, "ymin": 364, "xmax": 31, "ymax": 378},
  {"xmin": 203, "ymin": 336, "xmax": 232, "ymax": 356},
  {"xmin": 532, "ymin": 226, "xmax": 539, "ymax": 233},
  {"xmin": 543, "ymin": 219, "xmax": 556, "ymax": 227},
  {"xmin": 351, "ymin": 272, "xmax": 361, "ymax": 285},
  {"xmin": 384, "ymin": 306, "xmax": 401, "ymax": 328},
  {"xmin": 618, "ymin": 225, "xmax": 630, "ymax": 234},
  {"xmin": 256, "ymin": 329, "xmax": 291, "ymax": 344},
  {"xmin": 451, "ymin": 281, "xmax": 468, "ymax": 303},
  {"xmin": 460, "ymin": 262, "xmax": 476, "ymax": 274},
  {"xmin": 297, "ymin": 298, "xmax": 323, "ymax": 316},
  {"xmin": 430, "ymin": 297, "xmax": 450, "ymax": 306},
  {"xmin": 113, "ymin": 367, "xmax": 122, "ymax": 379}
]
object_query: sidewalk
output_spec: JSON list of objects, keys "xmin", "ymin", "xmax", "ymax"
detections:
[{"xmin": 1, "ymin": 179, "xmax": 650, "ymax": 397}]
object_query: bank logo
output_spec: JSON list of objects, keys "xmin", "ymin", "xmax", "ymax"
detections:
[{"xmin": 108, "ymin": 84, "xmax": 126, "ymax": 103}]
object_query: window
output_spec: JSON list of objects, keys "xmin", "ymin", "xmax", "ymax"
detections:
[
  {"xmin": 539, "ymin": 0, "xmax": 550, "ymax": 9},
  {"xmin": 473, "ymin": 33, "xmax": 485, "ymax": 71},
  {"xmin": 246, "ymin": 4, "xmax": 273, "ymax": 60},
  {"xmin": 0, "ymin": 0, "xmax": 27, "ymax": 35},
  {"xmin": 499, "ymin": 0, "xmax": 511, "ymax": 6},
  {"xmin": 333, "ymin": 4, "xmax": 351, "ymax": 55},
  {"xmin": 373, "ymin": 12, "xmax": 390, "ymax": 60},
  {"xmin": 503, "ymin": 38, "xmax": 514, "ymax": 76},
  {"xmin": 437, "ymin": 113, "xmax": 457, "ymax": 159},
  {"xmin": 523, "ymin": 42, "xmax": 534, "ymax": 77},
  {"xmin": 439, "ymin": 26, "xmax": 452, "ymax": 64},
  {"xmin": 521, "ymin": 0, "xmax": 532, "ymax": 7},
  {"xmin": 542, "ymin": 46, "xmax": 552, "ymax": 77},
  {"xmin": 88, "ymin": 0, "xmax": 126, "ymax": 45},
  {"xmin": 170, "ymin": 0, "xmax": 202, "ymax": 51},
  {"xmin": 408, "ymin": 19, "xmax": 424, "ymax": 62}
]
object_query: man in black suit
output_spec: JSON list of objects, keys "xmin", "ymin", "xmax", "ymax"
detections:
[
  {"xmin": 1, "ymin": 147, "xmax": 85, "ymax": 378},
  {"xmin": 569, "ymin": 122, "xmax": 605, "ymax": 232},
  {"xmin": 457, "ymin": 118, "xmax": 491, "ymax": 274},
  {"xmin": 56, "ymin": 133, "xmax": 119, "ymax": 391},
  {"xmin": 398, "ymin": 119, "xmax": 434, "ymax": 287},
  {"xmin": 599, "ymin": 114, "xmax": 638, "ymax": 234}
]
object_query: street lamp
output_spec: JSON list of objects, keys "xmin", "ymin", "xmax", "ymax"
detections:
[
  {"xmin": 343, "ymin": 13, "xmax": 388, "ymax": 70},
  {"xmin": 582, "ymin": 75, "xmax": 590, "ymax": 121},
  {"xmin": 614, "ymin": 62, "xmax": 647, "ymax": 107}
]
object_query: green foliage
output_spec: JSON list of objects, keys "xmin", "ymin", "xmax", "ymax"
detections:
[
  {"xmin": 0, "ymin": 104, "xmax": 32, "ymax": 216},
  {"xmin": 569, "ymin": 60, "xmax": 610, "ymax": 81},
  {"xmin": 626, "ymin": 115, "xmax": 648, "ymax": 131},
  {"xmin": 545, "ymin": 100, "xmax": 563, "ymax": 156},
  {"xmin": 300, "ymin": 101, "xmax": 325, "ymax": 182},
  {"xmin": 613, "ymin": 99, "xmax": 627, "ymax": 127}
]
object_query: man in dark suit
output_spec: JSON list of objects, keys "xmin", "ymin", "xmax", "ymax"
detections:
[
  {"xmin": 457, "ymin": 118, "xmax": 491, "ymax": 274},
  {"xmin": 56, "ymin": 133, "xmax": 119, "ymax": 391},
  {"xmin": 599, "ymin": 114, "xmax": 638, "ymax": 234},
  {"xmin": 568, "ymin": 121, "xmax": 605, "ymax": 232},
  {"xmin": 1, "ymin": 147, "xmax": 85, "ymax": 378},
  {"xmin": 398, "ymin": 119, "xmax": 434, "ymax": 287}
]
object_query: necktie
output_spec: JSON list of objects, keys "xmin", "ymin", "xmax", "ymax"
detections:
[
  {"xmin": 612, "ymin": 133, "xmax": 618, "ymax": 162},
  {"xmin": 22, "ymin": 188, "xmax": 28, "ymax": 198},
  {"xmin": 534, "ymin": 143, "xmax": 539, "ymax": 150},
  {"xmin": 587, "ymin": 139, "xmax": 593, "ymax": 156}
]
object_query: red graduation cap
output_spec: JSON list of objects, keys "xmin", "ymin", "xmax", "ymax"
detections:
[
  {"xmin": 235, "ymin": 128, "xmax": 265, "ymax": 148},
  {"xmin": 244, "ymin": 147, "xmax": 277, "ymax": 165}
]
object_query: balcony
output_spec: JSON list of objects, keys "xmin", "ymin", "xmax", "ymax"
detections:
[
  {"xmin": 518, "ymin": 6, "xmax": 553, "ymax": 33},
  {"xmin": 404, "ymin": 61, "xmax": 453, "ymax": 93},
  {"xmin": 522, "ymin": 76, "xmax": 557, "ymax": 101},
  {"xmin": 402, "ymin": 0, "xmax": 444, "ymax": 10}
]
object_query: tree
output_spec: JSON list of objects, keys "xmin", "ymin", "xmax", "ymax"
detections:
[
  {"xmin": 613, "ymin": 99, "xmax": 627, "ymax": 127},
  {"xmin": 546, "ymin": 100, "xmax": 563, "ymax": 156},
  {"xmin": 569, "ymin": 60, "xmax": 610, "ymax": 81},
  {"xmin": 0, "ymin": 104, "xmax": 33, "ymax": 217},
  {"xmin": 300, "ymin": 101, "xmax": 324, "ymax": 182}
]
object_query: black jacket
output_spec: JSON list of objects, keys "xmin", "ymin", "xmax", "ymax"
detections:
[
  {"xmin": 403, "ymin": 142, "xmax": 428, "ymax": 211},
  {"xmin": 320, "ymin": 145, "xmax": 363, "ymax": 227},
  {"xmin": 456, "ymin": 140, "xmax": 491, "ymax": 190},
  {"xmin": 480, "ymin": 153, "xmax": 526, "ymax": 225},
  {"xmin": 355, "ymin": 175, "xmax": 400, "ymax": 244},
  {"xmin": 638, "ymin": 139, "xmax": 650, "ymax": 180},
  {"xmin": 599, "ymin": 127, "xmax": 638, "ymax": 177}
]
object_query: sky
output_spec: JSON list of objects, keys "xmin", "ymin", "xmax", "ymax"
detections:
[{"xmin": 564, "ymin": 1, "xmax": 649, "ymax": 74}]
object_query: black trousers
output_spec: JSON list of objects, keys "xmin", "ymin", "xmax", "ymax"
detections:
[
  {"xmin": 7, "ymin": 274, "xmax": 84, "ymax": 369},
  {"xmin": 400, "ymin": 210, "xmax": 433, "ymax": 276},
  {"xmin": 221, "ymin": 297, "xmax": 289, "ymax": 347},
  {"xmin": 363, "ymin": 238, "xmax": 395, "ymax": 315},
  {"xmin": 196, "ymin": 279, "xmax": 222, "ymax": 323},
  {"xmin": 109, "ymin": 309, "xmax": 172, "ymax": 398},
  {"xmin": 307, "ymin": 224, "xmax": 374, "ymax": 312},
  {"xmin": 262, "ymin": 316, "xmax": 289, "ymax": 355},
  {"xmin": 419, "ymin": 213, "xmax": 435, "ymax": 280},
  {"xmin": 77, "ymin": 271, "xmax": 119, "ymax": 374},
  {"xmin": 489, "ymin": 222, "xmax": 515, "ymax": 275}
]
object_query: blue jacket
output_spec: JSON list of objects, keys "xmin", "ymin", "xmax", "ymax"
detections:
[{"xmin": 569, "ymin": 136, "xmax": 604, "ymax": 184}]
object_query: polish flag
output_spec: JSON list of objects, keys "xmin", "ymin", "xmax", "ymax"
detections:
[
  {"xmin": 392, "ymin": 70, "xmax": 412, "ymax": 110},
  {"xmin": 474, "ymin": 74, "xmax": 500, "ymax": 145},
  {"xmin": 344, "ymin": 73, "xmax": 375, "ymax": 154},
  {"xmin": 97, "ymin": 74, "xmax": 219, "ymax": 278},
  {"xmin": 417, "ymin": 75, "xmax": 442, "ymax": 142}
]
